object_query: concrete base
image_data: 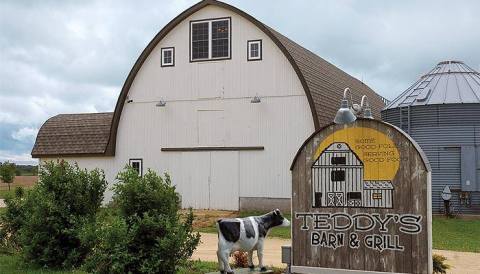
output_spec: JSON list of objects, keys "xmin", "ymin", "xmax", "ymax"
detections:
[
  {"xmin": 206, "ymin": 268, "xmax": 274, "ymax": 274},
  {"xmin": 239, "ymin": 197, "xmax": 291, "ymax": 212}
]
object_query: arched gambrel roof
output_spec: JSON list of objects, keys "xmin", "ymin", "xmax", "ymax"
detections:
[{"xmin": 32, "ymin": 0, "xmax": 386, "ymax": 158}]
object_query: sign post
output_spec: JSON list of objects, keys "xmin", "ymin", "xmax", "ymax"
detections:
[{"xmin": 290, "ymin": 119, "xmax": 432, "ymax": 274}]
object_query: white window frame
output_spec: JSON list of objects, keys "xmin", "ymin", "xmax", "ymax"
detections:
[
  {"xmin": 161, "ymin": 47, "xmax": 174, "ymax": 67},
  {"xmin": 190, "ymin": 17, "xmax": 231, "ymax": 62},
  {"xmin": 129, "ymin": 158, "xmax": 143, "ymax": 177},
  {"xmin": 247, "ymin": 39, "xmax": 262, "ymax": 61}
]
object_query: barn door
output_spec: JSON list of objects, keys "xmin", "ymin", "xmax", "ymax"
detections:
[
  {"xmin": 180, "ymin": 152, "xmax": 210, "ymax": 209},
  {"xmin": 209, "ymin": 151, "xmax": 239, "ymax": 210}
]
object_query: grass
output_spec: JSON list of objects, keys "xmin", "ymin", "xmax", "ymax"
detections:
[
  {"xmin": 433, "ymin": 216, "xmax": 480, "ymax": 253},
  {"xmin": 0, "ymin": 254, "xmax": 85, "ymax": 274},
  {"xmin": 0, "ymin": 188, "xmax": 16, "ymax": 199},
  {"xmin": 0, "ymin": 254, "xmax": 221, "ymax": 274}
]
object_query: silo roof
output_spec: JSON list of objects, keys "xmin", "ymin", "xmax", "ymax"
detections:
[{"xmin": 385, "ymin": 61, "xmax": 480, "ymax": 109}]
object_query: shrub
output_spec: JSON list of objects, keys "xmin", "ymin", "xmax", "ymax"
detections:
[
  {"xmin": 18, "ymin": 161, "xmax": 107, "ymax": 268},
  {"xmin": 82, "ymin": 167, "xmax": 200, "ymax": 274},
  {"xmin": 0, "ymin": 188, "xmax": 27, "ymax": 253},
  {"xmin": 433, "ymin": 254, "xmax": 450, "ymax": 274}
]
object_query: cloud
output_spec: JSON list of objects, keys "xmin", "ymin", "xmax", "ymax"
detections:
[
  {"xmin": 11, "ymin": 127, "xmax": 38, "ymax": 142},
  {"xmin": 1, "ymin": 0, "xmax": 479, "ymax": 164}
]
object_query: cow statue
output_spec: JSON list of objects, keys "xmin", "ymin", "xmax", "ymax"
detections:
[{"xmin": 216, "ymin": 209, "xmax": 290, "ymax": 273}]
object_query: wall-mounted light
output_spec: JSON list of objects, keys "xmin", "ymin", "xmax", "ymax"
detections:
[
  {"xmin": 334, "ymin": 88, "xmax": 357, "ymax": 124},
  {"xmin": 251, "ymin": 96, "xmax": 261, "ymax": 103},
  {"xmin": 156, "ymin": 100, "xmax": 166, "ymax": 107},
  {"xmin": 334, "ymin": 89, "xmax": 375, "ymax": 124}
]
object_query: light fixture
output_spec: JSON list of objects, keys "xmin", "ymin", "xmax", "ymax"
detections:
[
  {"xmin": 334, "ymin": 88, "xmax": 357, "ymax": 124},
  {"xmin": 251, "ymin": 95, "xmax": 261, "ymax": 103},
  {"xmin": 156, "ymin": 100, "xmax": 166, "ymax": 107},
  {"xmin": 360, "ymin": 95, "xmax": 374, "ymax": 119}
]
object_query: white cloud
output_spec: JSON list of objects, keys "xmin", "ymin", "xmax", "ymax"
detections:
[
  {"xmin": 0, "ymin": 0, "xmax": 479, "ymax": 163},
  {"xmin": 11, "ymin": 127, "xmax": 38, "ymax": 142},
  {"xmin": 0, "ymin": 150, "xmax": 37, "ymax": 165}
]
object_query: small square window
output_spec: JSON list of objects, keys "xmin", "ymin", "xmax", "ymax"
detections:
[
  {"xmin": 372, "ymin": 193, "xmax": 382, "ymax": 200},
  {"xmin": 129, "ymin": 159, "xmax": 143, "ymax": 177},
  {"xmin": 161, "ymin": 47, "xmax": 174, "ymax": 67},
  {"xmin": 247, "ymin": 40, "xmax": 262, "ymax": 61},
  {"xmin": 331, "ymin": 156, "xmax": 346, "ymax": 165},
  {"xmin": 331, "ymin": 170, "xmax": 345, "ymax": 182}
]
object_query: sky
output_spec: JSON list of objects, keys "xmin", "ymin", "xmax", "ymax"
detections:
[{"xmin": 1, "ymin": 0, "xmax": 479, "ymax": 165}]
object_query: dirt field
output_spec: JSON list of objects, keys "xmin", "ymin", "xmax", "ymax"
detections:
[
  {"xmin": 0, "ymin": 176, "xmax": 38, "ymax": 190},
  {"xmin": 190, "ymin": 210, "xmax": 237, "ymax": 230}
]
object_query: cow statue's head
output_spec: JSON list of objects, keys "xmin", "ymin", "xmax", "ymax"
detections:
[{"xmin": 269, "ymin": 209, "xmax": 290, "ymax": 227}]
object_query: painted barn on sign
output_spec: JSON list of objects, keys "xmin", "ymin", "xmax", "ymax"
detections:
[
  {"xmin": 31, "ymin": 0, "xmax": 385, "ymax": 211},
  {"xmin": 312, "ymin": 142, "xmax": 393, "ymax": 208}
]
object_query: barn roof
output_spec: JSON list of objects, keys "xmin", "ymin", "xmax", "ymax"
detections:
[
  {"xmin": 32, "ymin": 0, "xmax": 386, "ymax": 157},
  {"xmin": 31, "ymin": 113, "xmax": 113, "ymax": 157},
  {"xmin": 385, "ymin": 60, "xmax": 480, "ymax": 109}
]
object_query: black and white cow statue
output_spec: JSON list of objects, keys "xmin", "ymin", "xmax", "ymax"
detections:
[{"xmin": 216, "ymin": 209, "xmax": 290, "ymax": 273}]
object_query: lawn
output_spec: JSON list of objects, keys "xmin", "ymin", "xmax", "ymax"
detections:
[
  {"xmin": 0, "ymin": 254, "xmax": 85, "ymax": 274},
  {"xmin": 0, "ymin": 188, "xmax": 16, "ymax": 199},
  {"xmin": 433, "ymin": 217, "xmax": 480, "ymax": 253},
  {"xmin": 194, "ymin": 211, "xmax": 480, "ymax": 253},
  {"xmin": 0, "ymin": 254, "xmax": 219, "ymax": 274}
]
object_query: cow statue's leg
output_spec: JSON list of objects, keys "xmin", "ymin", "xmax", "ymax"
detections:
[
  {"xmin": 256, "ymin": 238, "xmax": 267, "ymax": 272},
  {"xmin": 247, "ymin": 250, "xmax": 254, "ymax": 270},
  {"xmin": 216, "ymin": 249, "xmax": 225, "ymax": 273}
]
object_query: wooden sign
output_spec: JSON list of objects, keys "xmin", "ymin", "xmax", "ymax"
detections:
[{"xmin": 290, "ymin": 119, "xmax": 432, "ymax": 274}]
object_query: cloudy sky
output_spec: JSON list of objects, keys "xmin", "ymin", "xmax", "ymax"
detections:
[{"xmin": 1, "ymin": 0, "xmax": 479, "ymax": 164}]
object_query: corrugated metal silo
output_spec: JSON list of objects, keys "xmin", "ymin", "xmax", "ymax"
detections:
[{"xmin": 382, "ymin": 60, "xmax": 480, "ymax": 214}]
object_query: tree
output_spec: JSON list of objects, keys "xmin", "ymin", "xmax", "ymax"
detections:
[{"xmin": 0, "ymin": 161, "xmax": 16, "ymax": 191}]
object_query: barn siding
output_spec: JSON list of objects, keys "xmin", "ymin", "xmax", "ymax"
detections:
[
  {"xmin": 42, "ymin": 5, "xmax": 315, "ymax": 210},
  {"xmin": 382, "ymin": 104, "xmax": 480, "ymax": 214}
]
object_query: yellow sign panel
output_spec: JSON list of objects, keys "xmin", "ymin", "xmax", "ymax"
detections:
[{"xmin": 314, "ymin": 127, "xmax": 400, "ymax": 181}]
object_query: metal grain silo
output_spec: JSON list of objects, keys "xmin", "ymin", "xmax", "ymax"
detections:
[{"xmin": 382, "ymin": 60, "xmax": 480, "ymax": 214}]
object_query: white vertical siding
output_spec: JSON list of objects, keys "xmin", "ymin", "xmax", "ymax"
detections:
[{"xmin": 43, "ymin": 5, "xmax": 315, "ymax": 210}]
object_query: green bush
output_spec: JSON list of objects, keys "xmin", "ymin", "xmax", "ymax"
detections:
[
  {"xmin": 82, "ymin": 167, "xmax": 200, "ymax": 274},
  {"xmin": 0, "ymin": 188, "xmax": 27, "ymax": 253},
  {"xmin": 17, "ymin": 161, "xmax": 107, "ymax": 268}
]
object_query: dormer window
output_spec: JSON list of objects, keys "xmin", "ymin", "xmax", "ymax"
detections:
[
  {"xmin": 161, "ymin": 47, "xmax": 174, "ymax": 67},
  {"xmin": 190, "ymin": 17, "xmax": 231, "ymax": 62},
  {"xmin": 247, "ymin": 40, "xmax": 262, "ymax": 61}
]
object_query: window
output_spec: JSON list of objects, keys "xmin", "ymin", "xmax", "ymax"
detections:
[
  {"xmin": 372, "ymin": 193, "xmax": 382, "ymax": 200},
  {"xmin": 314, "ymin": 192, "xmax": 322, "ymax": 208},
  {"xmin": 247, "ymin": 40, "xmax": 262, "ymax": 61},
  {"xmin": 161, "ymin": 47, "xmax": 174, "ymax": 67},
  {"xmin": 190, "ymin": 17, "xmax": 231, "ymax": 61},
  {"xmin": 347, "ymin": 192, "xmax": 361, "ymax": 200},
  {"xmin": 331, "ymin": 170, "xmax": 345, "ymax": 182},
  {"xmin": 129, "ymin": 159, "xmax": 143, "ymax": 177},
  {"xmin": 331, "ymin": 156, "xmax": 346, "ymax": 165}
]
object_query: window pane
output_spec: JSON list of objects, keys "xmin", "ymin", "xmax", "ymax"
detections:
[
  {"xmin": 192, "ymin": 22, "xmax": 209, "ymax": 59},
  {"xmin": 163, "ymin": 50, "xmax": 172, "ymax": 64},
  {"xmin": 132, "ymin": 162, "xmax": 140, "ymax": 173},
  {"xmin": 251, "ymin": 43, "xmax": 259, "ymax": 57},
  {"xmin": 331, "ymin": 170, "xmax": 345, "ymax": 181},
  {"xmin": 331, "ymin": 156, "xmax": 346, "ymax": 165},
  {"xmin": 212, "ymin": 20, "xmax": 229, "ymax": 58}
]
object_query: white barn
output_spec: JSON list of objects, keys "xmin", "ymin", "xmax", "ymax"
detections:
[
  {"xmin": 312, "ymin": 142, "xmax": 394, "ymax": 209},
  {"xmin": 32, "ymin": 0, "xmax": 385, "ymax": 211}
]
